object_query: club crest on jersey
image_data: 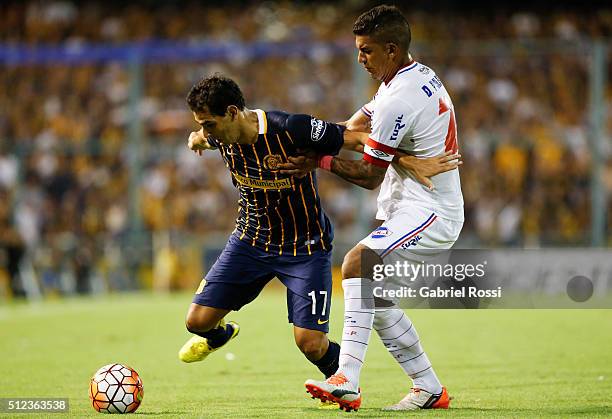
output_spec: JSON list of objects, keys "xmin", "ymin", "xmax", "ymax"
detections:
[
  {"xmin": 371, "ymin": 226, "xmax": 392, "ymax": 238},
  {"xmin": 310, "ymin": 118, "xmax": 327, "ymax": 142},
  {"xmin": 400, "ymin": 235, "xmax": 422, "ymax": 249},
  {"xmin": 263, "ymin": 154, "xmax": 283, "ymax": 171}
]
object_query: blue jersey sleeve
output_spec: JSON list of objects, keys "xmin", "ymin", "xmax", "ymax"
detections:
[
  {"xmin": 206, "ymin": 137, "xmax": 220, "ymax": 149},
  {"xmin": 285, "ymin": 114, "xmax": 344, "ymax": 155}
]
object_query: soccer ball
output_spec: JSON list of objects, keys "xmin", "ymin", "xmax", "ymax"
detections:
[{"xmin": 89, "ymin": 363, "xmax": 144, "ymax": 414}]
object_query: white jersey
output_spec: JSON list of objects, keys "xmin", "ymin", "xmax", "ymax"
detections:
[{"xmin": 361, "ymin": 61, "xmax": 464, "ymax": 222}]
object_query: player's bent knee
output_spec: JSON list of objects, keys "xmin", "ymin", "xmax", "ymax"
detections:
[
  {"xmin": 185, "ymin": 304, "xmax": 225, "ymax": 334},
  {"xmin": 342, "ymin": 244, "xmax": 380, "ymax": 279},
  {"xmin": 294, "ymin": 330, "xmax": 328, "ymax": 360},
  {"xmin": 185, "ymin": 318, "xmax": 203, "ymax": 334},
  {"xmin": 185, "ymin": 314, "xmax": 212, "ymax": 334},
  {"xmin": 341, "ymin": 246, "xmax": 363, "ymax": 279}
]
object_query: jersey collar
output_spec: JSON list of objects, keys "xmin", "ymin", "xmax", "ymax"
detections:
[
  {"xmin": 255, "ymin": 109, "xmax": 268, "ymax": 135},
  {"xmin": 384, "ymin": 60, "xmax": 417, "ymax": 86}
]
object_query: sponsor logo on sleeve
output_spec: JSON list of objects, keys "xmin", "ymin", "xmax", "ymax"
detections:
[
  {"xmin": 310, "ymin": 118, "xmax": 327, "ymax": 142},
  {"xmin": 371, "ymin": 226, "xmax": 392, "ymax": 239},
  {"xmin": 389, "ymin": 114, "xmax": 405, "ymax": 142}
]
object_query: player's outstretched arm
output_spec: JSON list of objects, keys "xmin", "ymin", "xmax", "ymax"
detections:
[
  {"xmin": 394, "ymin": 151, "xmax": 462, "ymax": 190},
  {"xmin": 279, "ymin": 122, "xmax": 461, "ymax": 189},
  {"xmin": 279, "ymin": 151, "xmax": 385, "ymax": 189},
  {"xmin": 327, "ymin": 157, "xmax": 387, "ymax": 190}
]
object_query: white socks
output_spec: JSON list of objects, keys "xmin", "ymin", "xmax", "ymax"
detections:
[
  {"xmin": 336, "ymin": 280, "xmax": 442, "ymax": 395},
  {"xmin": 373, "ymin": 308, "xmax": 442, "ymax": 395},
  {"xmin": 337, "ymin": 278, "xmax": 374, "ymax": 387}
]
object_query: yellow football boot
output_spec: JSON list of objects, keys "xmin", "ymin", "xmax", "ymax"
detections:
[
  {"xmin": 178, "ymin": 320, "xmax": 240, "ymax": 363},
  {"xmin": 317, "ymin": 400, "xmax": 340, "ymax": 410}
]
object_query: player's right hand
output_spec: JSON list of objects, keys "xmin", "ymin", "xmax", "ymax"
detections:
[
  {"xmin": 278, "ymin": 151, "xmax": 317, "ymax": 178},
  {"xmin": 188, "ymin": 129, "xmax": 215, "ymax": 156}
]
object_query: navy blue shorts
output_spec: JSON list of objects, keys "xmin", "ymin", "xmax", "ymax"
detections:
[{"xmin": 192, "ymin": 234, "xmax": 332, "ymax": 333}]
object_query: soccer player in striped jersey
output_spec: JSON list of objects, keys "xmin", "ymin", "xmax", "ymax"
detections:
[
  {"xmin": 178, "ymin": 75, "xmax": 459, "ymax": 399},
  {"xmin": 178, "ymin": 75, "xmax": 344, "ymax": 382},
  {"xmin": 292, "ymin": 5, "xmax": 463, "ymax": 413}
]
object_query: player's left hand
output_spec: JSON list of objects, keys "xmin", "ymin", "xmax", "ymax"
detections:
[
  {"xmin": 395, "ymin": 151, "xmax": 462, "ymax": 190},
  {"xmin": 278, "ymin": 151, "xmax": 317, "ymax": 178}
]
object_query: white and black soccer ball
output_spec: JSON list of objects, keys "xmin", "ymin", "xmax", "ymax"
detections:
[{"xmin": 89, "ymin": 363, "xmax": 144, "ymax": 414}]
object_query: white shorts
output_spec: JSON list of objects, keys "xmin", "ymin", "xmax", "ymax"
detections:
[
  {"xmin": 359, "ymin": 205, "xmax": 463, "ymax": 306},
  {"xmin": 359, "ymin": 205, "xmax": 463, "ymax": 258},
  {"xmin": 359, "ymin": 206, "xmax": 463, "ymax": 305}
]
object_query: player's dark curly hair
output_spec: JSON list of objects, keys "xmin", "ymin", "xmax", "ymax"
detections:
[
  {"xmin": 353, "ymin": 5, "xmax": 411, "ymax": 53},
  {"xmin": 186, "ymin": 74, "xmax": 245, "ymax": 116}
]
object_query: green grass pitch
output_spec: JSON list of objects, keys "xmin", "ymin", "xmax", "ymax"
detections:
[{"xmin": 1, "ymin": 285, "xmax": 611, "ymax": 418}]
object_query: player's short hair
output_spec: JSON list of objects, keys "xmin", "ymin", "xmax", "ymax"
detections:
[
  {"xmin": 186, "ymin": 74, "xmax": 245, "ymax": 116},
  {"xmin": 353, "ymin": 5, "xmax": 411, "ymax": 53}
]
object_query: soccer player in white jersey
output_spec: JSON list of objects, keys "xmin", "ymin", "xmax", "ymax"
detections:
[{"xmin": 289, "ymin": 5, "xmax": 464, "ymax": 412}]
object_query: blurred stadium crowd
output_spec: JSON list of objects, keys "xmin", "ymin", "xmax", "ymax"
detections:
[{"xmin": 0, "ymin": 1, "xmax": 611, "ymax": 297}]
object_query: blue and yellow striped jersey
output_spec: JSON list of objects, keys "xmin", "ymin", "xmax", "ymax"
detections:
[{"xmin": 210, "ymin": 109, "xmax": 344, "ymax": 256}]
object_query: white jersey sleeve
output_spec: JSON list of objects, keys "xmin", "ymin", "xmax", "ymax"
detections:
[
  {"xmin": 360, "ymin": 96, "xmax": 375, "ymax": 119},
  {"xmin": 363, "ymin": 97, "xmax": 413, "ymax": 168}
]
